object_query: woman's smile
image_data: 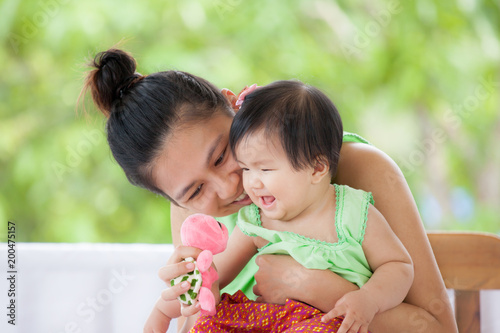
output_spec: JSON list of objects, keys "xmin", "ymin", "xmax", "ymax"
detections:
[{"xmin": 232, "ymin": 191, "xmax": 252, "ymax": 205}]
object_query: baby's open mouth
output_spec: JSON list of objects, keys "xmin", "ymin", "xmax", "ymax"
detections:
[{"xmin": 260, "ymin": 196, "xmax": 276, "ymax": 207}]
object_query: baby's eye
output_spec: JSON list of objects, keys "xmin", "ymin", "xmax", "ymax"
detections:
[
  {"xmin": 189, "ymin": 184, "xmax": 203, "ymax": 200},
  {"xmin": 241, "ymin": 168, "xmax": 249, "ymax": 171},
  {"xmin": 215, "ymin": 148, "xmax": 226, "ymax": 166}
]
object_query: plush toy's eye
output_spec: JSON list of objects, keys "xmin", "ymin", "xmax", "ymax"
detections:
[{"xmin": 217, "ymin": 222, "xmax": 223, "ymax": 229}]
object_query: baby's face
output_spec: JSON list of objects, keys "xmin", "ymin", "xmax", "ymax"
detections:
[{"xmin": 235, "ymin": 130, "xmax": 316, "ymax": 222}]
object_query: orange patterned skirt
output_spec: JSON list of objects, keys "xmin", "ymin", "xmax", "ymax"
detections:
[{"xmin": 189, "ymin": 290, "xmax": 344, "ymax": 333}]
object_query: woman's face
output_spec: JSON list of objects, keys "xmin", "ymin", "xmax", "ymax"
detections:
[{"xmin": 152, "ymin": 113, "xmax": 252, "ymax": 217}]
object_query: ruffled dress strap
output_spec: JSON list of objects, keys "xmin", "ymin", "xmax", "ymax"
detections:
[
  {"xmin": 237, "ymin": 204, "xmax": 290, "ymax": 243},
  {"xmin": 334, "ymin": 184, "xmax": 374, "ymax": 245},
  {"xmin": 343, "ymin": 131, "xmax": 371, "ymax": 144}
]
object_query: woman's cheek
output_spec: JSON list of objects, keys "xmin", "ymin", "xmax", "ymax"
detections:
[
  {"xmin": 194, "ymin": 193, "xmax": 216, "ymax": 215},
  {"xmin": 242, "ymin": 173, "xmax": 251, "ymax": 192}
]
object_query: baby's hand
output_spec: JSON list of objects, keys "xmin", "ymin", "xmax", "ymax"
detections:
[{"xmin": 321, "ymin": 289, "xmax": 379, "ymax": 333}]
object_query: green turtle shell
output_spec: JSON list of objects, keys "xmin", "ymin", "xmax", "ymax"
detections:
[{"xmin": 170, "ymin": 257, "xmax": 202, "ymax": 305}]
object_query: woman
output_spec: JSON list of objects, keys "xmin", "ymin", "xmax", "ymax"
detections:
[{"xmin": 81, "ymin": 48, "xmax": 457, "ymax": 332}]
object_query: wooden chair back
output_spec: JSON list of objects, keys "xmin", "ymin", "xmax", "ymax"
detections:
[{"xmin": 427, "ymin": 232, "xmax": 500, "ymax": 333}]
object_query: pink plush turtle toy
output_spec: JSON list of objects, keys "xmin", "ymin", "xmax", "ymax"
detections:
[{"xmin": 170, "ymin": 214, "xmax": 229, "ymax": 316}]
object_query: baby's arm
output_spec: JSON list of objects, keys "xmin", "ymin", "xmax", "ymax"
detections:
[
  {"xmin": 359, "ymin": 205, "xmax": 414, "ymax": 313},
  {"xmin": 322, "ymin": 205, "xmax": 414, "ymax": 333},
  {"xmin": 214, "ymin": 224, "xmax": 259, "ymax": 290}
]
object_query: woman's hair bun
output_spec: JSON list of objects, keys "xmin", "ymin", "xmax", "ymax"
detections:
[{"xmin": 81, "ymin": 48, "xmax": 138, "ymax": 117}]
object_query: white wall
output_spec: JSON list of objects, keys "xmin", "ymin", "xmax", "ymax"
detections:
[{"xmin": 2, "ymin": 243, "xmax": 177, "ymax": 333}]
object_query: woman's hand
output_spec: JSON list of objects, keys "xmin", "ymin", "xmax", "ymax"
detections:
[
  {"xmin": 157, "ymin": 245, "xmax": 204, "ymax": 317},
  {"xmin": 253, "ymin": 254, "xmax": 309, "ymax": 304},
  {"xmin": 158, "ymin": 246, "xmax": 202, "ymax": 287},
  {"xmin": 253, "ymin": 254, "xmax": 358, "ymax": 309}
]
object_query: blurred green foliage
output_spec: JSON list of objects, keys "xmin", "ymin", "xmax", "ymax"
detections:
[{"xmin": 1, "ymin": 0, "xmax": 499, "ymax": 243}]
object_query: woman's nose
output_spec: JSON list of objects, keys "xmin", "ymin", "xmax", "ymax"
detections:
[
  {"xmin": 212, "ymin": 160, "xmax": 241, "ymax": 200},
  {"xmin": 213, "ymin": 172, "xmax": 239, "ymax": 200}
]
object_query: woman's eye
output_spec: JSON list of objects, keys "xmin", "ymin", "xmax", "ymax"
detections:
[
  {"xmin": 241, "ymin": 168, "xmax": 249, "ymax": 171},
  {"xmin": 215, "ymin": 148, "xmax": 226, "ymax": 166},
  {"xmin": 189, "ymin": 184, "xmax": 203, "ymax": 200}
]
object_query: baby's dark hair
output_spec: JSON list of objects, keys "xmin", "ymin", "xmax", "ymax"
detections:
[
  {"xmin": 229, "ymin": 80, "xmax": 343, "ymax": 177},
  {"xmin": 80, "ymin": 49, "xmax": 233, "ymax": 202}
]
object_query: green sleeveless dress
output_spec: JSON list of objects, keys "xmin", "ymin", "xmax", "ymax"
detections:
[
  {"xmin": 237, "ymin": 184, "xmax": 373, "ymax": 288},
  {"xmin": 217, "ymin": 132, "xmax": 371, "ymax": 299}
]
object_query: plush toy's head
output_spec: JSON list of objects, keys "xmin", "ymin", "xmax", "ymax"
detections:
[{"xmin": 180, "ymin": 214, "xmax": 228, "ymax": 254}]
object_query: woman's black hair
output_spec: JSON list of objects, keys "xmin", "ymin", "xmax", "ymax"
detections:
[
  {"xmin": 80, "ymin": 49, "xmax": 233, "ymax": 202},
  {"xmin": 229, "ymin": 80, "xmax": 343, "ymax": 177}
]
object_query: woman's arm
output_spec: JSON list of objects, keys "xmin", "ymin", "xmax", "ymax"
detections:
[
  {"xmin": 255, "ymin": 255, "xmax": 451, "ymax": 333},
  {"xmin": 168, "ymin": 205, "xmax": 200, "ymax": 332},
  {"xmin": 336, "ymin": 142, "xmax": 457, "ymax": 332},
  {"xmin": 143, "ymin": 298, "xmax": 178, "ymax": 333},
  {"xmin": 252, "ymin": 254, "xmax": 358, "ymax": 306}
]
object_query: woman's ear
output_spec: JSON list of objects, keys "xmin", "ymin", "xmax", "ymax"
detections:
[
  {"xmin": 221, "ymin": 88, "xmax": 239, "ymax": 112},
  {"xmin": 311, "ymin": 156, "xmax": 330, "ymax": 184}
]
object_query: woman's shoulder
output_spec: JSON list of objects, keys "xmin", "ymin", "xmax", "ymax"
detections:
[{"xmin": 336, "ymin": 140, "xmax": 403, "ymax": 192}]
